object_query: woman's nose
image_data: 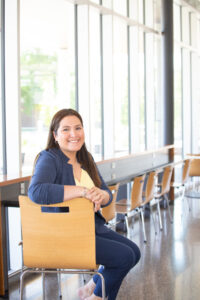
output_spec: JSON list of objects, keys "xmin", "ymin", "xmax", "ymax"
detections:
[{"xmin": 70, "ymin": 129, "xmax": 76, "ymax": 137}]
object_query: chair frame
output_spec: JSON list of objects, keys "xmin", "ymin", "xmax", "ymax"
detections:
[
  {"xmin": 19, "ymin": 196, "xmax": 106, "ymax": 300},
  {"xmin": 141, "ymin": 171, "xmax": 158, "ymax": 236},
  {"xmin": 115, "ymin": 175, "xmax": 146, "ymax": 241},
  {"xmin": 101, "ymin": 183, "xmax": 120, "ymax": 228},
  {"xmin": 154, "ymin": 166, "xmax": 173, "ymax": 229},
  {"xmin": 171, "ymin": 159, "xmax": 191, "ymax": 209}
]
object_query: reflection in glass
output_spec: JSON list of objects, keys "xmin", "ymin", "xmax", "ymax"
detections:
[{"xmin": 20, "ymin": 0, "xmax": 75, "ymax": 172}]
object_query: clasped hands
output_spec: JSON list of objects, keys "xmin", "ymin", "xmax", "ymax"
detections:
[{"xmin": 84, "ymin": 187, "xmax": 107, "ymax": 212}]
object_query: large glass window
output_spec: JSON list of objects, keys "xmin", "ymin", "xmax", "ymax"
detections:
[
  {"xmin": 138, "ymin": 30, "xmax": 145, "ymax": 151},
  {"xmin": 145, "ymin": 32, "xmax": 155, "ymax": 149},
  {"xmin": 153, "ymin": 0, "xmax": 161, "ymax": 31},
  {"xmin": 145, "ymin": 0, "xmax": 153, "ymax": 28},
  {"xmin": 0, "ymin": 8, "xmax": 3, "ymax": 175},
  {"xmin": 191, "ymin": 53, "xmax": 200, "ymax": 152},
  {"xmin": 102, "ymin": 15, "xmax": 114, "ymax": 159},
  {"xmin": 113, "ymin": 0, "xmax": 127, "ymax": 16},
  {"xmin": 154, "ymin": 35, "xmax": 162, "ymax": 148},
  {"xmin": 129, "ymin": 26, "xmax": 140, "ymax": 153},
  {"xmin": 20, "ymin": 0, "xmax": 75, "ymax": 172},
  {"xmin": 173, "ymin": 4, "xmax": 181, "ymax": 42},
  {"xmin": 182, "ymin": 6, "xmax": 190, "ymax": 44},
  {"xmin": 89, "ymin": 7, "xmax": 102, "ymax": 160},
  {"xmin": 182, "ymin": 48, "xmax": 191, "ymax": 155},
  {"xmin": 174, "ymin": 46, "xmax": 182, "ymax": 156},
  {"xmin": 113, "ymin": 17, "xmax": 128, "ymax": 157}
]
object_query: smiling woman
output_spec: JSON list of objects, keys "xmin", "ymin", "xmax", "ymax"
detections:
[{"xmin": 28, "ymin": 108, "xmax": 141, "ymax": 300}]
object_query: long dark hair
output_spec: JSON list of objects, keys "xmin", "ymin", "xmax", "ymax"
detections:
[{"xmin": 46, "ymin": 108, "xmax": 101, "ymax": 187}]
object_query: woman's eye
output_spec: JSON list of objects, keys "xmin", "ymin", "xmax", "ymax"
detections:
[
  {"xmin": 63, "ymin": 128, "xmax": 69, "ymax": 132},
  {"xmin": 76, "ymin": 127, "xmax": 82, "ymax": 130}
]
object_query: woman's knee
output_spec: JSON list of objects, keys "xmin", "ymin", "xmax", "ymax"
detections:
[
  {"xmin": 132, "ymin": 243, "xmax": 141, "ymax": 265},
  {"xmin": 117, "ymin": 245, "xmax": 137, "ymax": 270}
]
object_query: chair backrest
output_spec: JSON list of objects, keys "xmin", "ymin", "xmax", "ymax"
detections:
[
  {"xmin": 182, "ymin": 159, "xmax": 191, "ymax": 184},
  {"xmin": 101, "ymin": 183, "xmax": 119, "ymax": 222},
  {"xmin": 188, "ymin": 158, "xmax": 200, "ymax": 177},
  {"xmin": 161, "ymin": 166, "xmax": 173, "ymax": 194},
  {"xmin": 130, "ymin": 174, "xmax": 145, "ymax": 210},
  {"xmin": 19, "ymin": 196, "xmax": 96, "ymax": 270},
  {"xmin": 144, "ymin": 171, "xmax": 156, "ymax": 204}
]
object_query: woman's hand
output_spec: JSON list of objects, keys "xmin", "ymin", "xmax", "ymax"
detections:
[{"xmin": 86, "ymin": 187, "xmax": 109, "ymax": 212}]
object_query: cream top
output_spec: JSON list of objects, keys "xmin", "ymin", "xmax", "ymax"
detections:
[{"xmin": 75, "ymin": 169, "xmax": 95, "ymax": 189}]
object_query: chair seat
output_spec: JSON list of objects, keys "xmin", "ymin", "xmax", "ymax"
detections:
[
  {"xmin": 116, "ymin": 198, "xmax": 130, "ymax": 206},
  {"xmin": 115, "ymin": 204, "xmax": 130, "ymax": 214}
]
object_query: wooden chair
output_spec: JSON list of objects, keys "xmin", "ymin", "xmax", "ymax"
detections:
[
  {"xmin": 19, "ymin": 196, "xmax": 105, "ymax": 300},
  {"xmin": 101, "ymin": 183, "xmax": 119, "ymax": 228},
  {"xmin": 171, "ymin": 159, "xmax": 191, "ymax": 200},
  {"xmin": 154, "ymin": 166, "xmax": 173, "ymax": 229},
  {"xmin": 115, "ymin": 175, "xmax": 146, "ymax": 241},
  {"xmin": 187, "ymin": 156, "xmax": 200, "ymax": 191},
  {"xmin": 141, "ymin": 171, "xmax": 158, "ymax": 236}
]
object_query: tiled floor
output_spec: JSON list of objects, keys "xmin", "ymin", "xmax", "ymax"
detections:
[{"xmin": 6, "ymin": 195, "xmax": 200, "ymax": 300}]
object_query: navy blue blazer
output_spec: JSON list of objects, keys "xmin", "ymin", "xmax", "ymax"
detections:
[{"xmin": 28, "ymin": 148, "xmax": 113, "ymax": 233}]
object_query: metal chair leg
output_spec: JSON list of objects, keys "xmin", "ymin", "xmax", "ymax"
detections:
[
  {"xmin": 164, "ymin": 194, "xmax": 173, "ymax": 224},
  {"xmin": 57, "ymin": 271, "xmax": 62, "ymax": 298},
  {"xmin": 156, "ymin": 201, "xmax": 163, "ymax": 231},
  {"xmin": 42, "ymin": 271, "xmax": 45, "ymax": 300},
  {"xmin": 150, "ymin": 204, "xmax": 157, "ymax": 235},
  {"xmin": 140, "ymin": 208, "xmax": 147, "ymax": 243},
  {"xmin": 125, "ymin": 215, "xmax": 130, "ymax": 237},
  {"xmin": 20, "ymin": 271, "xmax": 25, "ymax": 300}
]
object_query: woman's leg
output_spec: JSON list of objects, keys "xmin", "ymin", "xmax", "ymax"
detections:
[{"xmin": 93, "ymin": 229, "xmax": 141, "ymax": 300}]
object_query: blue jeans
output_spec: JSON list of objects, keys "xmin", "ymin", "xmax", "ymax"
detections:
[{"xmin": 93, "ymin": 228, "xmax": 141, "ymax": 300}]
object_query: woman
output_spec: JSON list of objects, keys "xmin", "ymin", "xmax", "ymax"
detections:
[{"xmin": 28, "ymin": 108, "xmax": 141, "ymax": 300}]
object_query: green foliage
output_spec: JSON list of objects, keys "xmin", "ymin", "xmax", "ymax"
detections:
[{"xmin": 21, "ymin": 49, "xmax": 57, "ymax": 116}]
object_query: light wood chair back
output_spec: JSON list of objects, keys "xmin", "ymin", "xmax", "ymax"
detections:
[
  {"xmin": 161, "ymin": 166, "xmax": 173, "ymax": 195},
  {"xmin": 19, "ymin": 196, "xmax": 96, "ymax": 270},
  {"xmin": 101, "ymin": 183, "xmax": 119, "ymax": 222},
  {"xmin": 188, "ymin": 159, "xmax": 200, "ymax": 177},
  {"xmin": 182, "ymin": 159, "xmax": 191, "ymax": 184},
  {"xmin": 143, "ymin": 171, "xmax": 156, "ymax": 205},
  {"xmin": 130, "ymin": 174, "xmax": 145, "ymax": 210}
]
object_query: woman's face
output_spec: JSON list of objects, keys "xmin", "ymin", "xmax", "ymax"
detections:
[{"xmin": 54, "ymin": 115, "xmax": 85, "ymax": 157}]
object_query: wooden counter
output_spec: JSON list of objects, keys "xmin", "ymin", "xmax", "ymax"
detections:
[{"xmin": 0, "ymin": 174, "xmax": 30, "ymax": 297}]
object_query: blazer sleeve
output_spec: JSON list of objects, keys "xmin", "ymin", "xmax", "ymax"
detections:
[
  {"xmin": 28, "ymin": 151, "xmax": 64, "ymax": 205},
  {"xmin": 98, "ymin": 169, "xmax": 113, "ymax": 208}
]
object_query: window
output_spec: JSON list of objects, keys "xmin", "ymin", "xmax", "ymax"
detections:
[
  {"xmin": 173, "ymin": 4, "xmax": 181, "ymax": 42},
  {"xmin": 174, "ymin": 46, "xmax": 182, "ymax": 156},
  {"xmin": 89, "ymin": 7, "xmax": 102, "ymax": 160},
  {"xmin": 113, "ymin": 17, "xmax": 129, "ymax": 156},
  {"xmin": 20, "ymin": 0, "xmax": 75, "ymax": 172},
  {"xmin": 0, "ymin": 3, "xmax": 3, "ymax": 175}
]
